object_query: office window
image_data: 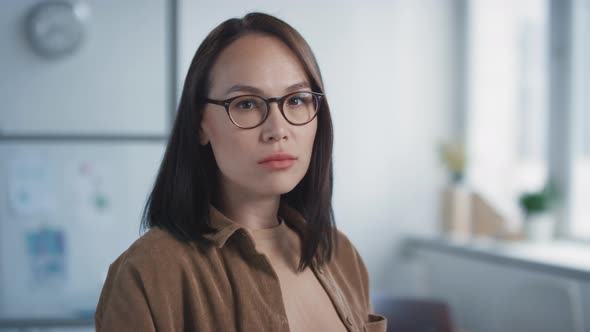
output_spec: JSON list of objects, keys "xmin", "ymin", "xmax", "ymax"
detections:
[
  {"xmin": 569, "ymin": 0, "xmax": 590, "ymax": 238},
  {"xmin": 466, "ymin": 0, "xmax": 548, "ymax": 230}
]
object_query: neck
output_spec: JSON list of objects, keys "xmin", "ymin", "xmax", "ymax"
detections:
[{"xmin": 216, "ymin": 177, "xmax": 281, "ymax": 230}]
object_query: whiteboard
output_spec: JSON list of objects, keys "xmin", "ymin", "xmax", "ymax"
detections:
[{"xmin": 0, "ymin": 141, "xmax": 165, "ymax": 319}]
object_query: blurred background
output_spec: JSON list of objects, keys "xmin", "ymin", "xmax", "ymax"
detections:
[{"xmin": 0, "ymin": 0, "xmax": 589, "ymax": 331}]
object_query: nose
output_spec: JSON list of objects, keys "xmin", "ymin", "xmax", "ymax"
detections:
[{"xmin": 261, "ymin": 101, "xmax": 288, "ymax": 142}]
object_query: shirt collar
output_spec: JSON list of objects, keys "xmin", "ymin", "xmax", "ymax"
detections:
[{"xmin": 202, "ymin": 200, "xmax": 308, "ymax": 248}]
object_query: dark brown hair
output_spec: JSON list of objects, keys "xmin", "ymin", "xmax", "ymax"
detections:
[{"xmin": 141, "ymin": 12, "xmax": 335, "ymax": 271}]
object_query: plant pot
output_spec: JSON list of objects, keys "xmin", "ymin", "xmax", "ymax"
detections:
[
  {"xmin": 524, "ymin": 213, "xmax": 555, "ymax": 242},
  {"xmin": 441, "ymin": 184, "xmax": 472, "ymax": 238}
]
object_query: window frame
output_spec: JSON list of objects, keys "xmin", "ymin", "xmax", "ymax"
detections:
[{"xmin": 548, "ymin": 0, "xmax": 588, "ymax": 241}]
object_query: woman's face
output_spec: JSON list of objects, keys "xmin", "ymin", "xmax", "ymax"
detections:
[{"xmin": 200, "ymin": 33, "xmax": 318, "ymax": 199}]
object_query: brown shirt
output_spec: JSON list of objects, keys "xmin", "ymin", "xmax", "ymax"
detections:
[{"xmin": 94, "ymin": 202, "xmax": 387, "ymax": 332}]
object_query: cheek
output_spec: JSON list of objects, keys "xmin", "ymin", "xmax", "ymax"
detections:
[
  {"xmin": 210, "ymin": 132, "xmax": 246, "ymax": 166},
  {"xmin": 203, "ymin": 111, "xmax": 234, "ymax": 150},
  {"xmin": 203, "ymin": 115, "xmax": 234, "ymax": 161},
  {"xmin": 304, "ymin": 121, "xmax": 318, "ymax": 155},
  {"xmin": 298, "ymin": 121, "xmax": 318, "ymax": 173},
  {"xmin": 204, "ymin": 118, "xmax": 256, "ymax": 175},
  {"xmin": 201, "ymin": 108, "xmax": 225, "ymax": 140}
]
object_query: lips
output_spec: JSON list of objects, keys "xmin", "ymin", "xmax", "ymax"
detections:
[
  {"xmin": 258, "ymin": 153, "xmax": 297, "ymax": 164},
  {"xmin": 258, "ymin": 153, "xmax": 297, "ymax": 170}
]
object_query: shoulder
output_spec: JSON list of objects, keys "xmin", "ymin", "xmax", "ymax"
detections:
[
  {"xmin": 128, "ymin": 227, "xmax": 192, "ymax": 256},
  {"xmin": 95, "ymin": 227, "xmax": 208, "ymax": 330},
  {"xmin": 330, "ymin": 228, "xmax": 370, "ymax": 286},
  {"xmin": 108, "ymin": 227, "xmax": 207, "ymax": 280},
  {"xmin": 96, "ymin": 228, "xmax": 206, "ymax": 318},
  {"xmin": 329, "ymin": 228, "xmax": 373, "ymax": 314},
  {"xmin": 334, "ymin": 228, "xmax": 366, "ymax": 267}
]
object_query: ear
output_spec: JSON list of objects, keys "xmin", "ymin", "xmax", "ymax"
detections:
[{"xmin": 198, "ymin": 125, "xmax": 210, "ymax": 146}]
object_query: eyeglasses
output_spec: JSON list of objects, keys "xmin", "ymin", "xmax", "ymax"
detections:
[{"xmin": 203, "ymin": 91, "xmax": 324, "ymax": 129}]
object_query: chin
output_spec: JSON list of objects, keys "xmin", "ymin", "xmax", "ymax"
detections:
[{"xmin": 253, "ymin": 177, "xmax": 302, "ymax": 196}]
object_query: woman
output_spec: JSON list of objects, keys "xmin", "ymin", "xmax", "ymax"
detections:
[{"xmin": 95, "ymin": 12, "xmax": 387, "ymax": 332}]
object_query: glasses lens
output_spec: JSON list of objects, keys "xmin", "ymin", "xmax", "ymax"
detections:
[
  {"xmin": 228, "ymin": 96, "xmax": 268, "ymax": 128},
  {"xmin": 283, "ymin": 92, "xmax": 320, "ymax": 124}
]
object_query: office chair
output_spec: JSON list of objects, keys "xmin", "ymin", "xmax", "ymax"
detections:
[{"xmin": 372, "ymin": 296, "xmax": 455, "ymax": 332}]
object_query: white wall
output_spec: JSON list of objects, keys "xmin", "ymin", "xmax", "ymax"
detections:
[
  {"xmin": 0, "ymin": 0, "xmax": 169, "ymax": 322},
  {"xmin": 0, "ymin": 0, "xmax": 169, "ymax": 135},
  {"xmin": 178, "ymin": 0, "xmax": 459, "ymax": 292}
]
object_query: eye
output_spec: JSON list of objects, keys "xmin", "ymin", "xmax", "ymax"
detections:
[
  {"xmin": 235, "ymin": 98, "xmax": 261, "ymax": 110},
  {"xmin": 287, "ymin": 95, "xmax": 306, "ymax": 106}
]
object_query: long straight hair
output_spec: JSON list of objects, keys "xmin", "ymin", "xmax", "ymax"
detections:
[{"xmin": 141, "ymin": 12, "xmax": 336, "ymax": 271}]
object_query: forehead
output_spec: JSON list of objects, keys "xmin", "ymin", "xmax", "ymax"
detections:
[{"xmin": 208, "ymin": 33, "xmax": 309, "ymax": 97}]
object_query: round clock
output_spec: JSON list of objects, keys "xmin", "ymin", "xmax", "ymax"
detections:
[{"xmin": 26, "ymin": 1, "xmax": 89, "ymax": 59}]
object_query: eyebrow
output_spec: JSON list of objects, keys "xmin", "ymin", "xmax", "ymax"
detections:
[{"xmin": 224, "ymin": 81, "xmax": 310, "ymax": 96}]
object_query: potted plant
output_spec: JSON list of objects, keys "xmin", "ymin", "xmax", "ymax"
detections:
[
  {"xmin": 439, "ymin": 142, "xmax": 466, "ymax": 184},
  {"xmin": 519, "ymin": 182, "xmax": 559, "ymax": 241}
]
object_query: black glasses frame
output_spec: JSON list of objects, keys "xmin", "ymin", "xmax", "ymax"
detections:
[{"xmin": 203, "ymin": 91, "xmax": 324, "ymax": 129}]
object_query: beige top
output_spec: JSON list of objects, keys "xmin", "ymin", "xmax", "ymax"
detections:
[{"xmin": 247, "ymin": 217, "xmax": 348, "ymax": 332}]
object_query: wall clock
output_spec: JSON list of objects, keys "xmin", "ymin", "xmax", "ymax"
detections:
[{"xmin": 26, "ymin": 1, "xmax": 89, "ymax": 59}]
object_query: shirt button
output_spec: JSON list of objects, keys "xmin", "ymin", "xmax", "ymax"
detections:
[
  {"xmin": 346, "ymin": 316, "xmax": 353, "ymax": 325},
  {"xmin": 314, "ymin": 262, "xmax": 323, "ymax": 274}
]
